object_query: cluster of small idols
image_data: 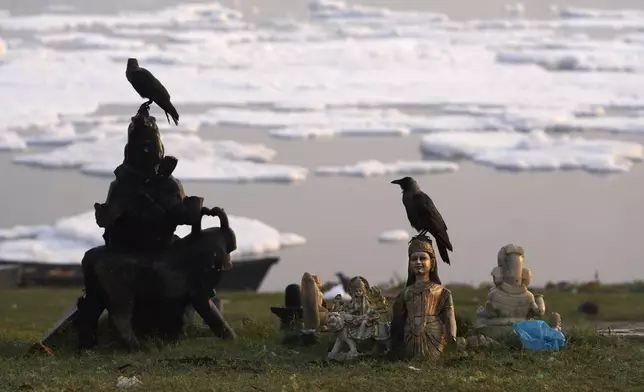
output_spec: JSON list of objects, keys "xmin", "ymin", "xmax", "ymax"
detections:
[{"xmin": 271, "ymin": 240, "xmax": 563, "ymax": 361}]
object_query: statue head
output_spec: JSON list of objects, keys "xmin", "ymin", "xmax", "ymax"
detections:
[
  {"xmin": 347, "ymin": 276, "xmax": 369, "ymax": 298},
  {"xmin": 124, "ymin": 104, "xmax": 164, "ymax": 176},
  {"xmin": 406, "ymin": 235, "xmax": 441, "ymax": 286},
  {"xmin": 326, "ymin": 312, "xmax": 344, "ymax": 332},
  {"xmin": 497, "ymin": 244, "xmax": 525, "ymax": 286}
]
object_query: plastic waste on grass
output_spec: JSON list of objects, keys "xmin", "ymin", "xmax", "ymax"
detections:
[{"xmin": 513, "ymin": 320, "xmax": 565, "ymax": 351}]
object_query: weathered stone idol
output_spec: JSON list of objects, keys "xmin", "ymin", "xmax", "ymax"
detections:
[
  {"xmin": 270, "ymin": 274, "xmax": 336, "ymax": 345},
  {"xmin": 300, "ymin": 272, "xmax": 329, "ymax": 343},
  {"xmin": 390, "ymin": 235, "xmax": 457, "ymax": 360},
  {"xmin": 270, "ymin": 283, "xmax": 305, "ymax": 331},
  {"xmin": 474, "ymin": 244, "xmax": 562, "ymax": 341},
  {"xmin": 326, "ymin": 276, "xmax": 391, "ymax": 361},
  {"xmin": 73, "ymin": 104, "xmax": 236, "ymax": 351}
]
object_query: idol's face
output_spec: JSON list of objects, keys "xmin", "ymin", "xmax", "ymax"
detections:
[
  {"xmin": 351, "ymin": 282, "xmax": 365, "ymax": 297},
  {"xmin": 409, "ymin": 251, "xmax": 431, "ymax": 276}
]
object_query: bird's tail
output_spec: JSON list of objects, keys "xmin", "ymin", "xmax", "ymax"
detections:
[
  {"xmin": 436, "ymin": 239, "xmax": 452, "ymax": 265},
  {"xmin": 157, "ymin": 100, "xmax": 179, "ymax": 126}
]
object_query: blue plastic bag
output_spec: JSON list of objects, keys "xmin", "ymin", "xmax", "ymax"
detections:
[{"xmin": 512, "ymin": 320, "xmax": 566, "ymax": 351}]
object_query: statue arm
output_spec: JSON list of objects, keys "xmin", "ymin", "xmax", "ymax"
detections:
[
  {"xmin": 160, "ymin": 177, "xmax": 204, "ymax": 226},
  {"xmin": 95, "ymin": 181, "xmax": 127, "ymax": 228},
  {"xmin": 439, "ymin": 290, "xmax": 457, "ymax": 343},
  {"xmin": 483, "ymin": 290, "xmax": 499, "ymax": 316},
  {"xmin": 528, "ymin": 292, "xmax": 546, "ymax": 317},
  {"xmin": 390, "ymin": 291, "xmax": 406, "ymax": 342}
]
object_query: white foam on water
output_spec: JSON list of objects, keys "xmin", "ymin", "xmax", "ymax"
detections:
[
  {"xmin": 555, "ymin": 6, "xmax": 644, "ymax": 20},
  {"xmin": 409, "ymin": 115, "xmax": 512, "ymax": 133},
  {"xmin": 378, "ymin": 229, "xmax": 410, "ymax": 243},
  {"xmin": 0, "ymin": 131, "xmax": 26, "ymax": 151},
  {"xmin": 420, "ymin": 130, "xmax": 643, "ymax": 173},
  {"xmin": 268, "ymin": 126, "xmax": 336, "ymax": 140},
  {"xmin": 620, "ymin": 33, "xmax": 644, "ymax": 46},
  {"xmin": 0, "ymin": 36, "xmax": 6, "ymax": 59},
  {"xmin": 555, "ymin": 116, "xmax": 644, "ymax": 133},
  {"xmin": 208, "ymin": 107, "xmax": 428, "ymax": 131},
  {"xmin": 322, "ymin": 283, "xmax": 351, "ymax": 301},
  {"xmin": 279, "ymin": 233, "xmax": 308, "ymax": 247},
  {"xmin": 315, "ymin": 160, "xmax": 458, "ymax": 177},
  {"xmin": 13, "ymin": 133, "xmax": 308, "ymax": 183},
  {"xmin": 0, "ymin": 3, "xmax": 248, "ymax": 32},
  {"xmin": 0, "ymin": 0, "xmax": 642, "ymax": 176},
  {"xmin": 309, "ymin": 0, "xmax": 448, "ymax": 23},
  {"xmin": 492, "ymin": 32, "xmax": 644, "ymax": 72},
  {"xmin": 37, "ymin": 32, "xmax": 147, "ymax": 50},
  {"xmin": 0, "ymin": 211, "xmax": 306, "ymax": 263}
]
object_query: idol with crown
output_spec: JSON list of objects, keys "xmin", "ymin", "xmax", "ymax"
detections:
[{"xmin": 390, "ymin": 235, "xmax": 457, "ymax": 360}]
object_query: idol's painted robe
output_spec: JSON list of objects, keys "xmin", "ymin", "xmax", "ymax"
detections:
[{"xmin": 392, "ymin": 280, "xmax": 453, "ymax": 360}]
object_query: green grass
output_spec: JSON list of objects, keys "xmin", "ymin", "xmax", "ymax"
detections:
[{"xmin": 1, "ymin": 287, "xmax": 644, "ymax": 392}]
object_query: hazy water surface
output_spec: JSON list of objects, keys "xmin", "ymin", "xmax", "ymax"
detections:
[{"xmin": 0, "ymin": 0, "xmax": 643, "ymax": 291}]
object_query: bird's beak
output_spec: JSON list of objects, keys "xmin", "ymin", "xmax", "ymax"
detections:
[{"xmin": 391, "ymin": 179, "xmax": 402, "ymax": 185}]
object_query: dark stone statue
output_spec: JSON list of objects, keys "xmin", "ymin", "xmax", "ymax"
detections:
[
  {"xmin": 270, "ymin": 284, "xmax": 304, "ymax": 331},
  {"xmin": 74, "ymin": 104, "xmax": 236, "ymax": 350}
]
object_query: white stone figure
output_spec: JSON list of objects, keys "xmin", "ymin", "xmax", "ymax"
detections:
[{"xmin": 475, "ymin": 244, "xmax": 562, "ymax": 341}]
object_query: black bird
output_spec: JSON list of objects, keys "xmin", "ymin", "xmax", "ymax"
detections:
[
  {"xmin": 125, "ymin": 58, "xmax": 179, "ymax": 126},
  {"xmin": 391, "ymin": 176, "xmax": 453, "ymax": 265}
]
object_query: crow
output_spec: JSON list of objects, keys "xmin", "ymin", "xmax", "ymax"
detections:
[
  {"xmin": 391, "ymin": 176, "xmax": 453, "ymax": 265},
  {"xmin": 125, "ymin": 58, "xmax": 179, "ymax": 126}
]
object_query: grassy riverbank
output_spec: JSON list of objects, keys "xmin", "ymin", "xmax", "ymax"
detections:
[{"xmin": 1, "ymin": 286, "xmax": 644, "ymax": 392}]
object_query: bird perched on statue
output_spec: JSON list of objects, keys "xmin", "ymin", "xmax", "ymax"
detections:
[
  {"xmin": 391, "ymin": 176, "xmax": 453, "ymax": 265},
  {"xmin": 125, "ymin": 58, "xmax": 179, "ymax": 126}
]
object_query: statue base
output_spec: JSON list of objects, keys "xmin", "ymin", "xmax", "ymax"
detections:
[
  {"xmin": 299, "ymin": 329, "xmax": 320, "ymax": 346},
  {"xmin": 270, "ymin": 306, "xmax": 304, "ymax": 330}
]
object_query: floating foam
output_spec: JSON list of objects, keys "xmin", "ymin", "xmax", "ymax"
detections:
[
  {"xmin": 409, "ymin": 115, "xmax": 511, "ymax": 133},
  {"xmin": 0, "ymin": 0, "xmax": 642, "ymax": 162},
  {"xmin": 209, "ymin": 107, "xmax": 429, "ymax": 130},
  {"xmin": 0, "ymin": 131, "xmax": 26, "ymax": 150},
  {"xmin": 278, "ymin": 233, "xmax": 307, "ymax": 248},
  {"xmin": 495, "ymin": 49, "xmax": 643, "ymax": 73},
  {"xmin": 378, "ymin": 230, "xmax": 410, "ymax": 243},
  {"xmin": 420, "ymin": 130, "xmax": 643, "ymax": 173},
  {"xmin": 0, "ymin": 3, "xmax": 248, "ymax": 32},
  {"xmin": 0, "ymin": 3, "xmax": 639, "ymax": 129},
  {"xmin": 315, "ymin": 160, "xmax": 458, "ymax": 177},
  {"xmin": 269, "ymin": 124, "xmax": 411, "ymax": 139},
  {"xmin": 555, "ymin": 7, "xmax": 644, "ymax": 20},
  {"xmin": 620, "ymin": 33, "xmax": 644, "ymax": 46},
  {"xmin": 309, "ymin": 0, "xmax": 448, "ymax": 23},
  {"xmin": 555, "ymin": 116, "xmax": 644, "ymax": 134},
  {"xmin": 13, "ymin": 133, "xmax": 308, "ymax": 183},
  {"xmin": 0, "ymin": 211, "xmax": 306, "ymax": 264},
  {"xmin": 419, "ymin": 105, "xmax": 611, "ymax": 133},
  {"xmin": 37, "ymin": 32, "xmax": 147, "ymax": 50},
  {"xmin": 0, "ymin": 36, "xmax": 6, "ymax": 59},
  {"xmin": 339, "ymin": 127, "xmax": 410, "ymax": 137},
  {"xmin": 322, "ymin": 283, "xmax": 351, "ymax": 301},
  {"xmin": 269, "ymin": 126, "xmax": 336, "ymax": 140}
]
